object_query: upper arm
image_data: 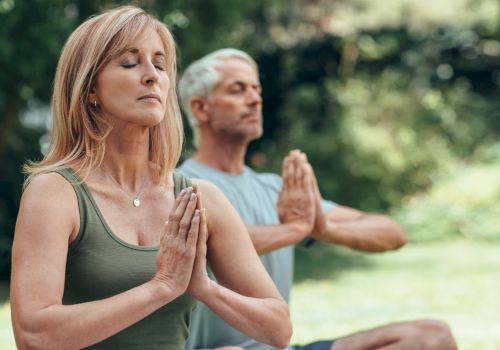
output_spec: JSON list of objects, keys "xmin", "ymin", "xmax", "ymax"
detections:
[
  {"xmin": 11, "ymin": 173, "xmax": 80, "ymax": 322},
  {"xmin": 193, "ymin": 179, "xmax": 282, "ymax": 299}
]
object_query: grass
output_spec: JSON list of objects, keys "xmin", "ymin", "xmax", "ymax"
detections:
[
  {"xmin": 291, "ymin": 239, "xmax": 500, "ymax": 349},
  {"xmin": 0, "ymin": 283, "xmax": 14, "ymax": 349},
  {"xmin": 0, "ymin": 239, "xmax": 498, "ymax": 349}
]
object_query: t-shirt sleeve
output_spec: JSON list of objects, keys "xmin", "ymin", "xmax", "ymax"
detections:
[{"xmin": 321, "ymin": 197, "xmax": 336, "ymax": 214}]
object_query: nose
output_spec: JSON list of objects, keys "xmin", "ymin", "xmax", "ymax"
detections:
[
  {"xmin": 247, "ymin": 88, "xmax": 262, "ymax": 106},
  {"xmin": 141, "ymin": 61, "xmax": 160, "ymax": 86}
]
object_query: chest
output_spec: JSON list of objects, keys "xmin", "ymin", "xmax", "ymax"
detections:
[
  {"xmin": 214, "ymin": 178, "xmax": 280, "ymax": 226},
  {"xmin": 90, "ymin": 187, "xmax": 175, "ymax": 247}
]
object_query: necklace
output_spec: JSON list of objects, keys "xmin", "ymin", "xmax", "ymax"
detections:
[{"xmin": 101, "ymin": 169, "xmax": 150, "ymax": 208}]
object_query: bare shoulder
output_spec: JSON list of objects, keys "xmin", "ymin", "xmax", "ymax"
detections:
[
  {"xmin": 191, "ymin": 179, "xmax": 226, "ymax": 203},
  {"xmin": 23, "ymin": 172, "xmax": 77, "ymax": 204},
  {"xmin": 19, "ymin": 172, "xmax": 80, "ymax": 240},
  {"xmin": 190, "ymin": 179, "xmax": 240, "ymax": 233}
]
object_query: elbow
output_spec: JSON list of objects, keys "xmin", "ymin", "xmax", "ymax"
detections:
[
  {"xmin": 274, "ymin": 325, "xmax": 293, "ymax": 349},
  {"xmin": 273, "ymin": 321, "xmax": 293, "ymax": 349},
  {"xmin": 377, "ymin": 218, "xmax": 406, "ymax": 251},
  {"xmin": 14, "ymin": 330, "xmax": 45, "ymax": 350},
  {"xmin": 268, "ymin": 300, "xmax": 293, "ymax": 349},
  {"xmin": 13, "ymin": 320, "xmax": 55, "ymax": 350},
  {"xmin": 269, "ymin": 325, "xmax": 292, "ymax": 349},
  {"xmin": 391, "ymin": 224, "xmax": 407, "ymax": 250}
]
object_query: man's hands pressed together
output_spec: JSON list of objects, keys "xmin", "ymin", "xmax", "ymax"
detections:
[{"xmin": 276, "ymin": 150, "xmax": 316, "ymax": 243}]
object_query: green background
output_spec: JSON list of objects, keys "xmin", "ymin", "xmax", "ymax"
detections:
[{"xmin": 1, "ymin": 0, "xmax": 499, "ymax": 348}]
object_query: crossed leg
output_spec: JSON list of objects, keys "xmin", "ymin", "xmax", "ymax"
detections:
[
  {"xmin": 212, "ymin": 320, "xmax": 456, "ymax": 350},
  {"xmin": 331, "ymin": 319, "xmax": 457, "ymax": 350}
]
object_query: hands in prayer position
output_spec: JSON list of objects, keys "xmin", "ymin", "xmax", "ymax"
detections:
[{"xmin": 154, "ymin": 185, "xmax": 209, "ymax": 300}]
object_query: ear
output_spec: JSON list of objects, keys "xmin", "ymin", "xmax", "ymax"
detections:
[
  {"xmin": 88, "ymin": 88, "xmax": 98, "ymax": 106},
  {"xmin": 190, "ymin": 96, "xmax": 210, "ymax": 124}
]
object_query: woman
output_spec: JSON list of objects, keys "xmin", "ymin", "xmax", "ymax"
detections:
[{"xmin": 10, "ymin": 6, "xmax": 291, "ymax": 350}]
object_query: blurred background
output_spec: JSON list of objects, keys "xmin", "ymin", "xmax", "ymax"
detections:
[{"xmin": 1, "ymin": 0, "xmax": 499, "ymax": 349}]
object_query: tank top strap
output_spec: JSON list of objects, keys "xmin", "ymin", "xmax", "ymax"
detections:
[
  {"xmin": 172, "ymin": 170, "xmax": 192, "ymax": 198},
  {"xmin": 52, "ymin": 166, "xmax": 90, "ymax": 204},
  {"xmin": 49, "ymin": 166, "xmax": 95, "ymax": 252}
]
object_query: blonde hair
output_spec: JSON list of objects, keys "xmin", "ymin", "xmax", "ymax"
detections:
[
  {"xmin": 24, "ymin": 5, "xmax": 183, "ymax": 185},
  {"xmin": 178, "ymin": 48, "xmax": 257, "ymax": 148}
]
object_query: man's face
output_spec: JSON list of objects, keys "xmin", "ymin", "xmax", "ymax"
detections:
[{"xmin": 205, "ymin": 57, "xmax": 263, "ymax": 144}]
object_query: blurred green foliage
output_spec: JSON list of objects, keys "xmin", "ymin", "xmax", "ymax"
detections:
[
  {"xmin": 394, "ymin": 145, "xmax": 500, "ymax": 242},
  {"xmin": 1, "ymin": 0, "xmax": 499, "ymax": 279}
]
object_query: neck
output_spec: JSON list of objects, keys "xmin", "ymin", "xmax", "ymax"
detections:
[
  {"xmin": 192, "ymin": 133, "xmax": 248, "ymax": 175},
  {"xmin": 100, "ymin": 126, "xmax": 154, "ymax": 190}
]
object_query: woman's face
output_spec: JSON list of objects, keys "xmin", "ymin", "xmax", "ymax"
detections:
[{"xmin": 93, "ymin": 30, "xmax": 170, "ymax": 128}]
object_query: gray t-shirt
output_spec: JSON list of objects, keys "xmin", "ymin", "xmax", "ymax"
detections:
[{"xmin": 179, "ymin": 159, "xmax": 335, "ymax": 350}]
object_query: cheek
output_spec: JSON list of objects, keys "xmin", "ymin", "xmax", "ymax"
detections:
[
  {"xmin": 96, "ymin": 71, "xmax": 133, "ymax": 105},
  {"xmin": 99, "ymin": 87, "xmax": 129, "ymax": 110},
  {"xmin": 159, "ymin": 75, "xmax": 170, "ymax": 104}
]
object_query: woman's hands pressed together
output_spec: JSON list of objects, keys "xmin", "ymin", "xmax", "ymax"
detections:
[
  {"xmin": 153, "ymin": 186, "xmax": 210, "ymax": 300},
  {"xmin": 187, "ymin": 187, "xmax": 211, "ymax": 299}
]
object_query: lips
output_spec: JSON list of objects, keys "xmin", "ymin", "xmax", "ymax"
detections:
[
  {"xmin": 242, "ymin": 111, "xmax": 261, "ymax": 120},
  {"xmin": 138, "ymin": 93, "xmax": 161, "ymax": 103}
]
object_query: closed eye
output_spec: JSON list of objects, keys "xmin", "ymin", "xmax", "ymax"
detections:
[{"xmin": 154, "ymin": 64, "xmax": 166, "ymax": 71}]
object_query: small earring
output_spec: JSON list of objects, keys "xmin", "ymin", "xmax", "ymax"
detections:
[{"xmin": 93, "ymin": 100, "xmax": 98, "ymax": 108}]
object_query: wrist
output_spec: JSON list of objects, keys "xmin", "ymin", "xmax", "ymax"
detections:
[
  {"xmin": 191, "ymin": 279, "xmax": 217, "ymax": 303},
  {"xmin": 311, "ymin": 220, "xmax": 339, "ymax": 242},
  {"xmin": 282, "ymin": 221, "xmax": 310, "ymax": 242},
  {"xmin": 147, "ymin": 278, "xmax": 181, "ymax": 304}
]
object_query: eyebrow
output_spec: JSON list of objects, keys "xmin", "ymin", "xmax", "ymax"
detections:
[
  {"xmin": 123, "ymin": 47, "xmax": 166, "ymax": 57},
  {"xmin": 229, "ymin": 80, "xmax": 261, "ymax": 88}
]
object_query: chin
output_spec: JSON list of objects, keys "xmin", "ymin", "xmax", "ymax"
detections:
[
  {"xmin": 140, "ymin": 112, "xmax": 165, "ymax": 127},
  {"xmin": 246, "ymin": 127, "xmax": 263, "ymax": 141}
]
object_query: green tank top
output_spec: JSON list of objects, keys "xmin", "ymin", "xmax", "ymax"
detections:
[{"xmin": 57, "ymin": 167, "xmax": 196, "ymax": 350}]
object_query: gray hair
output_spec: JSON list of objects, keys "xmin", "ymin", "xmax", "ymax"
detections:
[{"xmin": 178, "ymin": 48, "xmax": 258, "ymax": 147}]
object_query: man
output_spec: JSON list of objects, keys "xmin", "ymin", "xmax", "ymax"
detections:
[{"xmin": 178, "ymin": 48, "xmax": 457, "ymax": 350}]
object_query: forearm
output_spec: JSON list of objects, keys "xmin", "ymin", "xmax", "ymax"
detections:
[
  {"xmin": 197, "ymin": 280, "xmax": 292, "ymax": 349},
  {"xmin": 247, "ymin": 223, "xmax": 305, "ymax": 255},
  {"xmin": 311, "ymin": 214, "xmax": 406, "ymax": 252},
  {"xmin": 12, "ymin": 280, "xmax": 177, "ymax": 350}
]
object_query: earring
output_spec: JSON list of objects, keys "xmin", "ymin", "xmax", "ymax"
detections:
[{"xmin": 93, "ymin": 100, "xmax": 98, "ymax": 108}]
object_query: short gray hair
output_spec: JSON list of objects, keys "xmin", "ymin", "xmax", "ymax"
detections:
[{"xmin": 178, "ymin": 48, "xmax": 258, "ymax": 147}]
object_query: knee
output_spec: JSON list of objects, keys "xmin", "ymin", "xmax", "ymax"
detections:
[{"xmin": 416, "ymin": 319, "xmax": 457, "ymax": 350}]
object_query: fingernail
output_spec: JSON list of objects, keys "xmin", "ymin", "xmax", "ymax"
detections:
[
  {"xmin": 180, "ymin": 189, "xmax": 186, "ymax": 196},
  {"xmin": 190, "ymin": 193, "xmax": 197, "ymax": 200},
  {"xmin": 194, "ymin": 209, "xmax": 200, "ymax": 216}
]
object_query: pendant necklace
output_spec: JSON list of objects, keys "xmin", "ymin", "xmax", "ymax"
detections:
[{"xmin": 102, "ymin": 169, "xmax": 150, "ymax": 208}]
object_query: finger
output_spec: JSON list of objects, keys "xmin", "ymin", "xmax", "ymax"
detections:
[
  {"xmin": 192, "ymin": 184, "xmax": 203, "ymax": 211},
  {"xmin": 159, "ymin": 218, "xmax": 175, "ymax": 258},
  {"xmin": 300, "ymin": 152, "xmax": 309, "ymax": 162},
  {"xmin": 306, "ymin": 164, "xmax": 322, "ymax": 203},
  {"xmin": 287, "ymin": 156, "xmax": 297, "ymax": 188},
  {"xmin": 186, "ymin": 209, "xmax": 200, "ymax": 249},
  {"xmin": 169, "ymin": 187, "xmax": 193, "ymax": 235},
  {"xmin": 307, "ymin": 164, "xmax": 320, "ymax": 192},
  {"xmin": 294, "ymin": 157, "xmax": 304, "ymax": 189},
  {"xmin": 198, "ymin": 208, "xmax": 208, "ymax": 252},
  {"xmin": 289, "ymin": 157, "xmax": 298, "ymax": 188},
  {"xmin": 299, "ymin": 161, "xmax": 311, "ymax": 191},
  {"xmin": 282, "ymin": 156, "xmax": 292, "ymax": 189},
  {"xmin": 178, "ymin": 192, "xmax": 198, "ymax": 243},
  {"xmin": 300, "ymin": 151, "xmax": 308, "ymax": 163},
  {"xmin": 290, "ymin": 149, "xmax": 301, "ymax": 158}
]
